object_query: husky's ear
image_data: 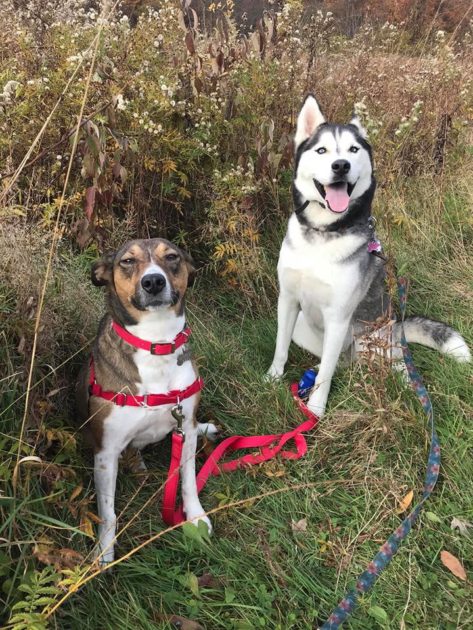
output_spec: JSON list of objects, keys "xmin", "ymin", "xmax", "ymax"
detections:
[
  {"xmin": 294, "ymin": 94, "xmax": 326, "ymax": 149},
  {"xmin": 91, "ymin": 252, "xmax": 115, "ymax": 287},
  {"xmin": 349, "ymin": 115, "xmax": 368, "ymax": 139}
]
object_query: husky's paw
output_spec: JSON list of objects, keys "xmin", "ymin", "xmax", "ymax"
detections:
[
  {"xmin": 307, "ymin": 402, "xmax": 325, "ymax": 419},
  {"xmin": 266, "ymin": 364, "xmax": 284, "ymax": 382},
  {"xmin": 93, "ymin": 543, "xmax": 114, "ymax": 568},
  {"xmin": 307, "ymin": 391, "xmax": 327, "ymax": 419},
  {"xmin": 197, "ymin": 422, "xmax": 220, "ymax": 442},
  {"xmin": 392, "ymin": 360, "xmax": 410, "ymax": 385}
]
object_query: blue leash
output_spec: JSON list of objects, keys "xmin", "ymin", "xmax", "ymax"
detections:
[{"xmin": 321, "ymin": 277, "xmax": 440, "ymax": 629}]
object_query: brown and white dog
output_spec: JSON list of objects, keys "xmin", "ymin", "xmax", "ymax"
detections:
[{"xmin": 76, "ymin": 238, "xmax": 216, "ymax": 565}]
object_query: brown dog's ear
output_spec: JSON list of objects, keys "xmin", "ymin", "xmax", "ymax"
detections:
[
  {"xmin": 91, "ymin": 252, "xmax": 115, "ymax": 287},
  {"xmin": 182, "ymin": 250, "xmax": 197, "ymax": 287}
]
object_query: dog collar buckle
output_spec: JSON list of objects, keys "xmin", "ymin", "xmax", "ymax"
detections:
[{"xmin": 150, "ymin": 341, "xmax": 175, "ymax": 355}]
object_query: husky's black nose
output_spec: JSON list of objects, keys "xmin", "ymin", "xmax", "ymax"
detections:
[
  {"xmin": 331, "ymin": 159, "xmax": 350, "ymax": 174},
  {"xmin": 141, "ymin": 273, "xmax": 166, "ymax": 295}
]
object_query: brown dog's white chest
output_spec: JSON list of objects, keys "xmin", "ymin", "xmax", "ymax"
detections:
[{"xmin": 99, "ymin": 317, "xmax": 198, "ymax": 453}]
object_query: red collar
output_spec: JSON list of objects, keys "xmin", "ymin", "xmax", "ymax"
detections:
[
  {"xmin": 111, "ymin": 321, "xmax": 191, "ymax": 355},
  {"xmin": 88, "ymin": 357, "xmax": 203, "ymax": 408}
]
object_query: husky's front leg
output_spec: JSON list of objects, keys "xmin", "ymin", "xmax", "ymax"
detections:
[
  {"xmin": 181, "ymin": 415, "xmax": 212, "ymax": 533},
  {"xmin": 267, "ymin": 291, "xmax": 299, "ymax": 379},
  {"xmin": 308, "ymin": 317, "xmax": 350, "ymax": 418}
]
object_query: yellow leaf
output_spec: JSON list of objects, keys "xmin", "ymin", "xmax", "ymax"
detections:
[
  {"xmin": 69, "ymin": 484, "xmax": 83, "ymax": 503},
  {"xmin": 162, "ymin": 158, "xmax": 177, "ymax": 174},
  {"xmin": 213, "ymin": 243, "xmax": 226, "ymax": 260},
  {"xmin": 396, "ymin": 489, "xmax": 414, "ymax": 514},
  {"xmin": 80, "ymin": 515, "xmax": 95, "ymax": 538},
  {"xmin": 86, "ymin": 510, "xmax": 103, "ymax": 524},
  {"xmin": 440, "ymin": 550, "xmax": 467, "ymax": 581},
  {"xmin": 177, "ymin": 186, "xmax": 192, "ymax": 199}
]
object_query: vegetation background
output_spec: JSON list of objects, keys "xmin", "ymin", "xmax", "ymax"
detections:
[{"xmin": 0, "ymin": 0, "xmax": 472, "ymax": 628}]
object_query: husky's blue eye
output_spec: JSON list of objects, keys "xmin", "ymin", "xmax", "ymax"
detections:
[
  {"xmin": 316, "ymin": 147, "xmax": 326, "ymax": 154},
  {"xmin": 349, "ymin": 146, "xmax": 359, "ymax": 153}
]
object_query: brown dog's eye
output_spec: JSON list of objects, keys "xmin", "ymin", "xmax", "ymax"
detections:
[
  {"xmin": 165, "ymin": 253, "xmax": 179, "ymax": 262},
  {"xmin": 120, "ymin": 258, "xmax": 135, "ymax": 267}
]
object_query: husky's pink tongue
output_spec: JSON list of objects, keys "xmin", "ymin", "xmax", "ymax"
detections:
[{"xmin": 325, "ymin": 183, "xmax": 350, "ymax": 213}]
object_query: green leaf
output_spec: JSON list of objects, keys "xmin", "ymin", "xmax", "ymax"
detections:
[
  {"xmin": 225, "ymin": 587, "xmax": 236, "ymax": 604},
  {"xmin": 186, "ymin": 572, "xmax": 200, "ymax": 598},
  {"xmin": 197, "ymin": 519, "xmax": 211, "ymax": 541},
  {"xmin": 425, "ymin": 511, "xmax": 442, "ymax": 523},
  {"xmin": 368, "ymin": 605, "xmax": 388, "ymax": 624},
  {"xmin": 181, "ymin": 522, "xmax": 204, "ymax": 543}
]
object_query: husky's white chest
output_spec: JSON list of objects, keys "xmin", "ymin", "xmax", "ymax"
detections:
[{"xmin": 278, "ymin": 215, "xmax": 364, "ymax": 311}]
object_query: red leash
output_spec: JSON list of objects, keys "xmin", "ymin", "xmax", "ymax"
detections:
[{"xmin": 161, "ymin": 383, "xmax": 319, "ymax": 525}]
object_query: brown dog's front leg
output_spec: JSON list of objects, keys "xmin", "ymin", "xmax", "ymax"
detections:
[
  {"xmin": 94, "ymin": 449, "xmax": 119, "ymax": 565},
  {"xmin": 180, "ymin": 418, "xmax": 212, "ymax": 534}
]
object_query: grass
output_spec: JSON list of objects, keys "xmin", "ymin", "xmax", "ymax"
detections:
[{"xmin": 1, "ymin": 175, "xmax": 472, "ymax": 629}]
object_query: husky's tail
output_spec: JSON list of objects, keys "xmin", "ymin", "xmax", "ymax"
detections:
[{"xmin": 393, "ymin": 316, "xmax": 471, "ymax": 362}]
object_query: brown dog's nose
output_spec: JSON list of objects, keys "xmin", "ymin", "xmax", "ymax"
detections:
[{"xmin": 141, "ymin": 273, "xmax": 166, "ymax": 295}]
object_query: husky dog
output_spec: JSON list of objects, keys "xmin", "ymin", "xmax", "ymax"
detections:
[{"xmin": 267, "ymin": 95, "xmax": 470, "ymax": 417}]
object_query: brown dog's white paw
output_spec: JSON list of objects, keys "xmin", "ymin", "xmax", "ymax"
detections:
[{"xmin": 197, "ymin": 422, "xmax": 220, "ymax": 442}]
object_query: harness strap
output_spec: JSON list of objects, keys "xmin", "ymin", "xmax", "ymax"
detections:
[
  {"xmin": 88, "ymin": 357, "xmax": 203, "ymax": 407},
  {"xmin": 111, "ymin": 321, "xmax": 191, "ymax": 355},
  {"xmin": 161, "ymin": 383, "xmax": 319, "ymax": 525}
]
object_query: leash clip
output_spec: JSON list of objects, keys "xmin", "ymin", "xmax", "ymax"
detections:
[{"xmin": 171, "ymin": 403, "xmax": 185, "ymax": 438}]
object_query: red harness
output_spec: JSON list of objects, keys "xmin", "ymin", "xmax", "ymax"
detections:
[
  {"xmin": 88, "ymin": 320, "xmax": 319, "ymax": 527},
  {"xmin": 88, "ymin": 322, "xmax": 202, "ymax": 407}
]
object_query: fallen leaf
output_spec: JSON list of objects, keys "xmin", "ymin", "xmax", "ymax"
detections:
[
  {"xmin": 425, "ymin": 511, "xmax": 442, "ymax": 523},
  {"xmin": 34, "ymin": 542, "xmax": 84, "ymax": 570},
  {"xmin": 440, "ymin": 550, "xmax": 467, "ymax": 581},
  {"xmin": 291, "ymin": 518, "xmax": 308, "ymax": 534},
  {"xmin": 451, "ymin": 517, "xmax": 472, "ymax": 536},
  {"xmin": 170, "ymin": 617, "xmax": 203, "ymax": 630},
  {"xmin": 197, "ymin": 572, "xmax": 220, "ymax": 588},
  {"xmin": 69, "ymin": 484, "xmax": 83, "ymax": 503},
  {"xmin": 396, "ymin": 490, "xmax": 414, "ymax": 514},
  {"xmin": 153, "ymin": 614, "xmax": 203, "ymax": 630},
  {"xmin": 85, "ymin": 510, "xmax": 102, "ymax": 524},
  {"xmin": 368, "ymin": 605, "xmax": 388, "ymax": 623},
  {"xmin": 80, "ymin": 515, "xmax": 95, "ymax": 538}
]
